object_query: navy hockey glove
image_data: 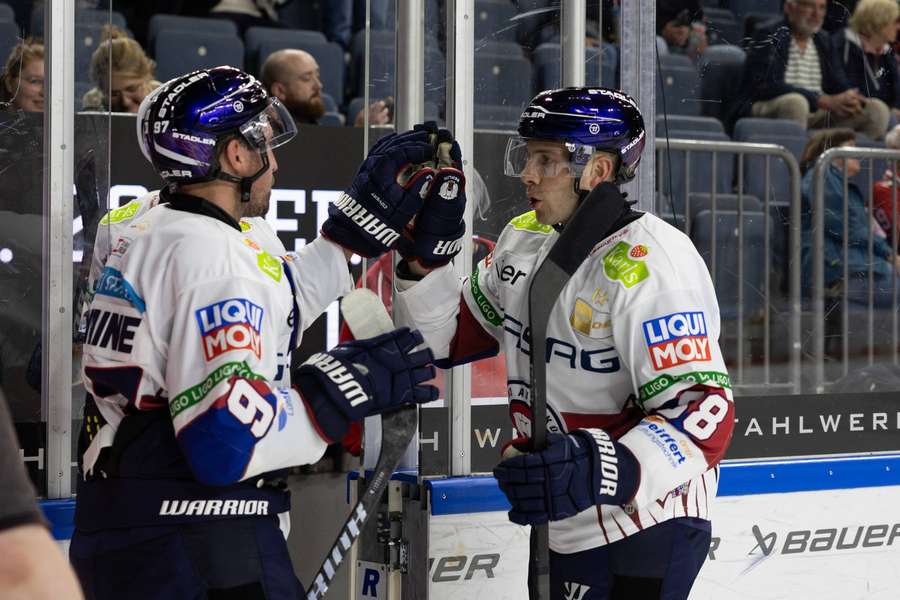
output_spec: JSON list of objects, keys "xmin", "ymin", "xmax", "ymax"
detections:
[
  {"xmin": 404, "ymin": 133, "xmax": 467, "ymax": 268},
  {"xmin": 293, "ymin": 327, "xmax": 438, "ymax": 443},
  {"xmin": 322, "ymin": 128, "xmax": 437, "ymax": 258},
  {"xmin": 493, "ymin": 429, "xmax": 639, "ymax": 526}
]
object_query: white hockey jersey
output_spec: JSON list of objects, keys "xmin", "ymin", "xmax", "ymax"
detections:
[
  {"xmin": 396, "ymin": 210, "xmax": 735, "ymax": 554},
  {"xmin": 81, "ymin": 192, "xmax": 353, "ymax": 486}
]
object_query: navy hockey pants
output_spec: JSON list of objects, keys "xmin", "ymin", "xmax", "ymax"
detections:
[
  {"xmin": 531, "ymin": 517, "xmax": 712, "ymax": 600},
  {"xmin": 70, "ymin": 516, "xmax": 304, "ymax": 600}
]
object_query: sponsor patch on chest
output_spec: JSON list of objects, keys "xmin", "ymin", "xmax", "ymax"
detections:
[
  {"xmin": 642, "ymin": 311, "xmax": 710, "ymax": 370},
  {"xmin": 195, "ymin": 298, "xmax": 264, "ymax": 361}
]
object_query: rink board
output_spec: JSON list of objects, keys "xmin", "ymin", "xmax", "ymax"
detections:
[{"xmin": 415, "ymin": 454, "xmax": 900, "ymax": 600}]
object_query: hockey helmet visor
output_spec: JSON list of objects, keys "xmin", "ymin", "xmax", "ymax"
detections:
[
  {"xmin": 503, "ymin": 136, "xmax": 597, "ymax": 178},
  {"xmin": 237, "ymin": 97, "xmax": 296, "ymax": 153}
]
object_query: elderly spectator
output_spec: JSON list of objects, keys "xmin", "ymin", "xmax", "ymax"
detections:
[
  {"xmin": 832, "ymin": 0, "xmax": 900, "ymax": 121},
  {"xmin": 734, "ymin": 0, "xmax": 889, "ymax": 139},
  {"xmin": 800, "ymin": 128, "xmax": 900, "ymax": 305},
  {"xmin": 0, "ymin": 39, "xmax": 44, "ymax": 113},
  {"xmin": 657, "ymin": 0, "xmax": 708, "ymax": 58},
  {"xmin": 82, "ymin": 28, "xmax": 159, "ymax": 113}
]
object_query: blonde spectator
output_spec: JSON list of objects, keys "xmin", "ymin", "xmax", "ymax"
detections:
[
  {"xmin": 833, "ymin": 0, "xmax": 900, "ymax": 122},
  {"xmin": 82, "ymin": 27, "xmax": 159, "ymax": 113},
  {"xmin": 0, "ymin": 39, "xmax": 44, "ymax": 113}
]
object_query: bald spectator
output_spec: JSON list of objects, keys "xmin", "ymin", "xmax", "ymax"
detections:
[
  {"xmin": 261, "ymin": 48, "xmax": 391, "ymax": 127},
  {"xmin": 261, "ymin": 49, "xmax": 327, "ymax": 125}
]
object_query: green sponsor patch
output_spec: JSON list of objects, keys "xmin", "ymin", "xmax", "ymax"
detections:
[
  {"xmin": 240, "ymin": 221, "xmax": 251, "ymax": 232},
  {"xmin": 510, "ymin": 211, "xmax": 553, "ymax": 234},
  {"xmin": 257, "ymin": 251, "xmax": 283, "ymax": 282},
  {"xmin": 99, "ymin": 200, "xmax": 142, "ymax": 225},
  {"xmin": 603, "ymin": 241, "xmax": 649, "ymax": 288},
  {"xmin": 639, "ymin": 371, "xmax": 731, "ymax": 403},
  {"xmin": 170, "ymin": 361, "xmax": 264, "ymax": 419},
  {"xmin": 470, "ymin": 264, "xmax": 502, "ymax": 327}
]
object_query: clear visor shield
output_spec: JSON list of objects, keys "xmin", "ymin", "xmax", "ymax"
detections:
[
  {"xmin": 239, "ymin": 98, "xmax": 297, "ymax": 151},
  {"xmin": 503, "ymin": 137, "xmax": 595, "ymax": 178}
]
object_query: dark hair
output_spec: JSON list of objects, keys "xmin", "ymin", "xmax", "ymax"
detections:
[{"xmin": 800, "ymin": 128, "xmax": 856, "ymax": 173}]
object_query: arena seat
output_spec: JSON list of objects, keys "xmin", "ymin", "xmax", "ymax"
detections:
[
  {"xmin": 147, "ymin": 14, "xmax": 238, "ymax": 51},
  {"xmin": 154, "ymin": 30, "xmax": 244, "ymax": 82},
  {"xmin": 656, "ymin": 53, "xmax": 701, "ymax": 116},
  {"xmin": 532, "ymin": 42, "xmax": 617, "ymax": 91},
  {"xmin": 697, "ymin": 44, "xmax": 746, "ymax": 122}
]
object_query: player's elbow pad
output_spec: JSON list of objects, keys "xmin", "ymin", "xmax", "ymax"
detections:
[{"xmin": 178, "ymin": 419, "xmax": 253, "ymax": 486}]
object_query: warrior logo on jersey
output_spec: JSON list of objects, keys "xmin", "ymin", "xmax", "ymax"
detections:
[
  {"xmin": 642, "ymin": 311, "xmax": 710, "ymax": 370},
  {"xmin": 195, "ymin": 298, "xmax": 264, "ymax": 361}
]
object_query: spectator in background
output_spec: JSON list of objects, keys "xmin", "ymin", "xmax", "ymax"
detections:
[
  {"xmin": 261, "ymin": 48, "xmax": 391, "ymax": 127},
  {"xmin": 0, "ymin": 387, "xmax": 84, "ymax": 599},
  {"xmin": 800, "ymin": 128, "xmax": 900, "ymax": 305},
  {"xmin": 735, "ymin": 0, "xmax": 889, "ymax": 140},
  {"xmin": 0, "ymin": 39, "xmax": 44, "ymax": 113},
  {"xmin": 261, "ymin": 49, "xmax": 327, "ymax": 125},
  {"xmin": 832, "ymin": 0, "xmax": 900, "ymax": 123},
  {"xmin": 657, "ymin": 0, "xmax": 707, "ymax": 58},
  {"xmin": 82, "ymin": 27, "xmax": 159, "ymax": 113},
  {"xmin": 872, "ymin": 124, "xmax": 900, "ymax": 247}
]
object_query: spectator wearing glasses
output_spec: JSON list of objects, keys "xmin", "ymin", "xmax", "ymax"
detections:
[
  {"xmin": 0, "ymin": 39, "xmax": 44, "ymax": 113},
  {"xmin": 734, "ymin": 0, "xmax": 890, "ymax": 139}
]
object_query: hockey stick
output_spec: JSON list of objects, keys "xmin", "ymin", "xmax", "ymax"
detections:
[
  {"xmin": 527, "ymin": 183, "xmax": 627, "ymax": 600},
  {"xmin": 305, "ymin": 288, "xmax": 418, "ymax": 600}
]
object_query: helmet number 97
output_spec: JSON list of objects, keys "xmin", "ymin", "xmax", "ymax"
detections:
[{"xmin": 153, "ymin": 120, "xmax": 170, "ymax": 134}]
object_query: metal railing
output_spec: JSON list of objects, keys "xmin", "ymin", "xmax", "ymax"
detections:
[
  {"xmin": 656, "ymin": 138, "xmax": 803, "ymax": 394},
  {"xmin": 810, "ymin": 147, "xmax": 900, "ymax": 390}
]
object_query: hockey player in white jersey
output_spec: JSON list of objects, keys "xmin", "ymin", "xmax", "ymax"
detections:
[
  {"xmin": 395, "ymin": 87, "xmax": 735, "ymax": 599},
  {"xmin": 72, "ymin": 66, "xmax": 442, "ymax": 599}
]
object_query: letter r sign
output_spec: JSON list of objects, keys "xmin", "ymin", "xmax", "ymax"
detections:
[{"xmin": 356, "ymin": 561, "xmax": 386, "ymax": 599}]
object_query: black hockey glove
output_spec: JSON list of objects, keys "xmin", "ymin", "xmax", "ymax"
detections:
[
  {"xmin": 321, "ymin": 126, "xmax": 438, "ymax": 258},
  {"xmin": 402, "ymin": 129, "xmax": 467, "ymax": 269},
  {"xmin": 493, "ymin": 429, "xmax": 639, "ymax": 526},
  {"xmin": 293, "ymin": 327, "xmax": 438, "ymax": 443}
]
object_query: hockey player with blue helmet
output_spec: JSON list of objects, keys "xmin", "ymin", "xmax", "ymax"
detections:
[
  {"xmin": 396, "ymin": 87, "xmax": 733, "ymax": 599},
  {"xmin": 73, "ymin": 66, "xmax": 442, "ymax": 599}
]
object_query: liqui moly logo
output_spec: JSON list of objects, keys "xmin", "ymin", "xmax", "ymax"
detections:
[
  {"xmin": 642, "ymin": 311, "xmax": 710, "ymax": 370},
  {"xmin": 195, "ymin": 298, "xmax": 264, "ymax": 361}
]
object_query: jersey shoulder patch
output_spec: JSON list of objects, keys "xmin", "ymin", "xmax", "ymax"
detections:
[
  {"xmin": 509, "ymin": 210, "xmax": 554, "ymax": 234},
  {"xmin": 100, "ymin": 198, "xmax": 145, "ymax": 225}
]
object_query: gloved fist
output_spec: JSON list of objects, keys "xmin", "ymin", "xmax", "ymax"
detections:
[
  {"xmin": 492, "ymin": 429, "xmax": 639, "ymax": 526},
  {"xmin": 293, "ymin": 327, "xmax": 438, "ymax": 442},
  {"xmin": 403, "ymin": 130, "xmax": 467, "ymax": 268},
  {"xmin": 322, "ymin": 127, "xmax": 437, "ymax": 258}
]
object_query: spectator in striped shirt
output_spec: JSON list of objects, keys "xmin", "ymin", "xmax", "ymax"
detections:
[{"xmin": 733, "ymin": 0, "xmax": 890, "ymax": 139}]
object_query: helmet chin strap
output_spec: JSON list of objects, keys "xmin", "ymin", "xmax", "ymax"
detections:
[{"xmin": 216, "ymin": 147, "xmax": 270, "ymax": 203}]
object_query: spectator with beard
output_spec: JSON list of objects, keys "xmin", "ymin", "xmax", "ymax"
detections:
[
  {"xmin": 261, "ymin": 49, "xmax": 328, "ymax": 125},
  {"xmin": 261, "ymin": 48, "xmax": 391, "ymax": 127}
]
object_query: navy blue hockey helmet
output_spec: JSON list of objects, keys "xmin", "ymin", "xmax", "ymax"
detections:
[
  {"xmin": 137, "ymin": 66, "xmax": 296, "ymax": 200},
  {"xmin": 504, "ymin": 87, "xmax": 646, "ymax": 184}
]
